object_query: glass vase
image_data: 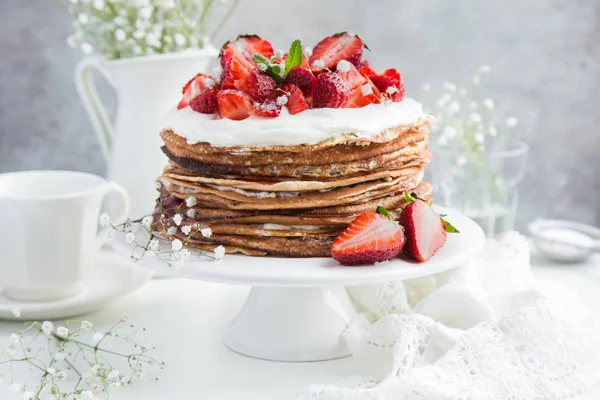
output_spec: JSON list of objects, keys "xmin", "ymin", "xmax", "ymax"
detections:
[{"xmin": 428, "ymin": 141, "xmax": 529, "ymax": 237}]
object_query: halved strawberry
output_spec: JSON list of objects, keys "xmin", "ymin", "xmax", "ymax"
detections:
[
  {"xmin": 399, "ymin": 199, "xmax": 447, "ymax": 262},
  {"xmin": 282, "ymin": 84, "xmax": 309, "ymax": 115},
  {"xmin": 284, "ymin": 66, "xmax": 315, "ymax": 97},
  {"xmin": 220, "ymin": 34, "xmax": 274, "ymax": 68},
  {"xmin": 235, "ymin": 68, "xmax": 277, "ymax": 102},
  {"xmin": 250, "ymin": 99, "xmax": 281, "ymax": 118},
  {"xmin": 190, "ymin": 89, "xmax": 218, "ymax": 113},
  {"xmin": 313, "ymin": 72, "xmax": 350, "ymax": 108},
  {"xmin": 346, "ymin": 84, "xmax": 381, "ymax": 108},
  {"xmin": 220, "ymin": 35, "xmax": 274, "ymax": 90},
  {"xmin": 309, "ymin": 32, "xmax": 364, "ymax": 73},
  {"xmin": 336, "ymin": 63, "xmax": 367, "ymax": 90},
  {"xmin": 331, "ymin": 212, "xmax": 405, "ymax": 266},
  {"xmin": 177, "ymin": 73, "xmax": 215, "ymax": 109},
  {"xmin": 217, "ymin": 90, "xmax": 252, "ymax": 120}
]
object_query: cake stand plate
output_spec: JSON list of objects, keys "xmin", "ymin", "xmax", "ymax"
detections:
[{"xmin": 111, "ymin": 207, "xmax": 485, "ymax": 362}]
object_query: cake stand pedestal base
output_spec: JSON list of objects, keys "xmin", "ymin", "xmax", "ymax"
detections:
[{"xmin": 223, "ymin": 286, "xmax": 356, "ymax": 362}]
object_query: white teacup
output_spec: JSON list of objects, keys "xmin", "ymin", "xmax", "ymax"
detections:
[{"xmin": 0, "ymin": 170, "xmax": 129, "ymax": 302}]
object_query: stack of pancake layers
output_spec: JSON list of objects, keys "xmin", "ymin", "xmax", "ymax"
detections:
[{"xmin": 153, "ymin": 117, "xmax": 432, "ymax": 257}]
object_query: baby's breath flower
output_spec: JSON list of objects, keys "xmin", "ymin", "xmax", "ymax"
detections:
[
  {"xmin": 115, "ymin": 29, "xmax": 126, "ymax": 42},
  {"xmin": 99, "ymin": 213, "xmax": 111, "ymax": 227},
  {"xmin": 171, "ymin": 239, "xmax": 183, "ymax": 251},
  {"xmin": 361, "ymin": 83, "xmax": 374, "ymax": 96},
  {"xmin": 186, "ymin": 208, "xmax": 197, "ymax": 218},
  {"xmin": 489, "ymin": 125, "xmax": 498, "ymax": 136},
  {"xmin": 81, "ymin": 320, "xmax": 93, "ymax": 331},
  {"xmin": 172, "ymin": 214, "xmax": 182, "ymax": 226},
  {"xmin": 214, "ymin": 245, "xmax": 225, "ymax": 260},
  {"xmin": 81, "ymin": 42, "xmax": 94, "ymax": 55},
  {"xmin": 77, "ymin": 13, "xmax": 89, "ymax": 24},
  {"xmin": 437, "ymin": 135, "xmax": 448, "ymax": 146},
  {"xmin": 336, "ymin": 60, "xmax": 351, "ymax": 73},
  {"xmin": 472, "ymin": 75, "xmax": 481, "ymax": 85},
  {"xmin": 125, "ymin": 232, "xmax": 135, "ymax": 244},
  {"xmin": 447, "ymin": 101, "xmax": 460, "ymax": 115},
  {"xmin": 456, "ymin": 155, "xmax": 468, "ymax": 165},
  {"xmin": 92, "ymin": 332, "xmax": 104, "ymax": 343},
  {"xmin": 212, "ymin": 66, "xmax": 222, "ymax": 80},
  {"xmin": 56, "ymin": 326, "xmax": 69, "ymax": 338},
  {"xmin": 23, "ymin": 391, "xmax": 34, "ymax": 400},
  {"xmin": 10, "ymin": 334, "xmax": 20, "ymax": 344},
  {"xmin": 81, "ymin": 390, "xmax": 94, "ymax": 400},
  {"xmin": 276, "ymin": 95, "xmax": 288, "ymax": 106},
  {"xmin": 506, "ymin": 117, "xmax": 518, "ymax": 127},
  {"xmin": 11, "ymin": 308, "xmax": 21, "ymax": 318},
  {"xmin": 41, "ymin": 321, "xmax": 54, "ymax": 335},
  {"xmin": 303, "ymin": 46, "xmax": 313, "ymax": 58},
  {"xmin": 474, "ymin": 131, "xmax": 485, "ymax": 144},
  {"xmin": 149, "ymin": 238, "xmax": 160, "ymax": 250},
  {"xmin": 313, "ymin": 59, "xmax": 325, "ymax": 69},
  {"xmin": 442, "ymin": 125, "xmax": 458, "ymax": 139},
  {"xmin": 469, "ymin": 101, "xmax": 478, "ymax": 110},
  {"xmin": 54, "ymin": 350, "xmax": 66, "ymax": 362},
  {"xmin": 180, "ymin": 248, "xmax": 191, "ymax": 261},
  {"xmin": 10, "ymin": 382, "xmax": 20, "ymax": 392},
  {"xmin": 201, "ymin": 227, "xmax": 212, "ymax": 238},
  {"xmin": 167, "ymin": 226, "xmax": 177, "ymax": 235},
  {"xmin": 142, "ymin": 216, "xmax": 153, "ymax": 229},
  {"xmin": 107, "ymin": 369, "xmax": 120, "ymax": 380},
  {"xmin": 93, "ymin": 0, "xmax": 105, "ymax": 10},
  {"xmin": 483, "ymin": 98, "xmax": 494, "ymax": 110},
  {"xmin": 181, "ymin": 225, "xmax": 192, "ymax": 235},
  {"xmin": 469, "ymin": 112, "xmax": 482, "ymax": 123},
  {"xmin": 47, "ymin": 367, "xmax": 57, "ymax": 376}
]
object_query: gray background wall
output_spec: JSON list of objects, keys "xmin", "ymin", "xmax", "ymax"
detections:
[{"xmin": 1, "ymin": 0, "xmax": 599, "ymax": 229}]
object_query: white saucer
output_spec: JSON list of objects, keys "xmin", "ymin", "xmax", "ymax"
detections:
[{"xmin": 0, "ymin": 250, "xmax": 152, "ymax": 321}]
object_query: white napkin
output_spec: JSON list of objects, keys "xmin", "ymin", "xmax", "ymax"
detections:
[{"xmin": 299, "ymin": 232, "xmax": 600, "ymax": 400}]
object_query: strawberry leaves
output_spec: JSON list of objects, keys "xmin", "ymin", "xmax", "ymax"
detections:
[
  {"xmin": 402, "ymin": 191, "xmax": 460, "ymax": 234},
  {"xmin": 376, "ymin": 206, "xmax": 392, "ymax": 219}
]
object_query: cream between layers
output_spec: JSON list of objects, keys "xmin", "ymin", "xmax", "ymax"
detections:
[{"xmin": 163, "ymin": 97, "xmax": 426, "ymax": 147}]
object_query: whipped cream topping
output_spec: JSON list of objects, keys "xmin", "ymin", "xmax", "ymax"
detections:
[{"xmin": 162, "ymin": 98, "xmax": 426, "ymax": 147}]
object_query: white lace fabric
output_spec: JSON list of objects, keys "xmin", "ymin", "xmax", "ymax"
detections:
[{"xmin": 300, "ymin": 232, "xmax": 600, "ymax": 400}]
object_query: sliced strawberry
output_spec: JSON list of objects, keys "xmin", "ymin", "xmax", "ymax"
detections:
[
  {"xmin": 362, "ymin": 67, "xmax": 405, "ymax": 102},
  {"xmin": 399, "ymin": 200, "xmax": 447, "ymax": 262},
  {"xmin": 309, "ymin": 32, "xmax": 364, "ymax": 73},
  {"xmin": 336, "ymin": 63, "xmax": 367, "ymax": 90},
  {"xmin": 282, "ymin": 84, "xmax": 310, "ymax": 115},
  {"xmin": 346, "ymin": 84, "xmax": 381, "ymax": 108},
  {"xmin": 357, "ymin": 59, "xmax": 370, "ymax": 69},
  {"xmin": 284, "ymin": 66, "xmax": 316, "ymax": 97},
  {"xmin": 331, "ymin": 212, "xmax": 405, "ymax": 266},
  {"xmin": 220, "ymin": 35, "xmax": 274, "ymax": 91},
  {"xmin": 190, "ymin": 89, "xmax": 218, "ymax": 114},
  {"xmin": 235, "ymin": 68, "xmax": 277, "ymax": 102},
  {"xmin": 217, "ymin": 90, "xmax": 252, "ymax": 121},
  {"xmin": 220, "ymin": 34, "xmax": 274, "ymax": 69},
  {"xmin": 358, "ymin": 65, "xmax": 378, "ymax": 81},
  {"xmin": 250, "ymin": 99, "xmax": 281, "ymax": 118},
  {"xmin": 177, "ymin": 73, "xmax": 215, "ymax": 109},
  {"xmin": 313, "ymin": 73, "xmax": 350, "ymax": 108},
  {"xmin": 221, "ymin": 58, "xmax": 251, "ymax": 90}
]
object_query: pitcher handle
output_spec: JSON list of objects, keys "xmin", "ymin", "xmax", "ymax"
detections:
[
  {"xmin": 96, "ymin": 181, "xmax": 130, "ymax": 249},
  {"xmin": 75, "ymin": 56, "xmax": 114, "ymax": 161}
]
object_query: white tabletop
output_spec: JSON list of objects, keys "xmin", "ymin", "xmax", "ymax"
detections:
[{"xmin": 0, "ymin": 250, "xmax": 599, "ymax": 399}]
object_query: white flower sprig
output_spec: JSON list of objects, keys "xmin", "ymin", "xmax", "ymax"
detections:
[
  {"xmin": 420, "ymin": 65, "xmax": 520, "ymax": 164},
  {"xmin": 0, "ymin": 316, "xmax": 164, "ymax": 399},
  {"xmin": 101, "ymin": 192, "xmax": 224, "ymax": 268},
  {"xmin": 58, "ymin": 0, "xmax": 241, "ymax": 60}
]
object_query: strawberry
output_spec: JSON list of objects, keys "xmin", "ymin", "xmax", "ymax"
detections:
[
  {"xmin": 235, "ymin": 68, "xmax": 277, "ymax": 101},
  {"xmin": 399, "ymin": 199, "xmax": 447, "ymax": 262},
  {"xmin": 357, "ymin": 59, "xmax": 370, "ymax": 69},
  {"xmin": 250, "ymin": 99, "xmax": 281, "ymax": 118},
  {"xmin": 345, "ymin": 84, "xmax": 381, "ymax": 108},
  {"xmin": 284, "ymin": 66, "xmax": 315, "ymax": 97},
  {"xmin": 220, "ymin": 35, "xmax": 274, "ymax": 90},
  {"xmin": 309, "ymin": 32, "xmax": 364, "ymax": 73},
  {"xmin": 282, "ymin": 84, "xmax": 309, "ymax": 115},
  {"xmin": 313, "ymin": 73, "xmax": 350, "ymax": 108},
  {"xmin": 331, "ymin": 212, "xmax": 405, "ymax": 266},
  {"xmin": 336, "ymin": 63, "xmax": 367, "ymax": 90},
  {"xmin": 361, "ymin": 67, "xmax": 405, "ymax": 102},
  {"xmin": 217, "ymin": 90, "xmax": 252, "ymax": 120},
  {"xmin": 190, "ymin": 89, "xmax": 218, "ymax": 113},
  {"xmin": 177, "ymin": 73, "xmax": 216, "ymax": 109},
  {"xmin": 220, "ymin": 34, "xmax": 274, "ymax": 69}
]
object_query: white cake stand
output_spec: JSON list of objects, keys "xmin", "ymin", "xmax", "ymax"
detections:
[{"xmin": 111, "ymin": 207, "xmax": 485, "ymax": 362}]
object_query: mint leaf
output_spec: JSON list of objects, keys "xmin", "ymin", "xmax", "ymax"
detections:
[
  {"xmin": 252, "ymin": 54, "xmax": 283, "ymax": 84},
  {"xmin": 376, "ymin": 206, "xmax": 392, "ymax": 219},
  {"xmin": 284, "ymin": 39, "xmax": 303, "ymax": 78},
  {"xmin": 441, "ymin": 218, "xmax": 460, "ymax": 233}
]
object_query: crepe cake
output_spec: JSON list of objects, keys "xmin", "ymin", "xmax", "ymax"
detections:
[{"xmin": 152, "ymin": 33, "xmax": 433, "ymax": 257}]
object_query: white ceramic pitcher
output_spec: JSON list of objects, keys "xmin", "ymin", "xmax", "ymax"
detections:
[{"xmin": 75, "ymin": 48, "xmax": 218, "ymax": 218}]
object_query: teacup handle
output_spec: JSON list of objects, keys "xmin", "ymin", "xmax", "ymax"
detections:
[
  {"xmin": 96, "ymin": 181, "xmax": 130, "ymax": 249},
  {"xmin": 75, "ymin": 56, "xmax": 114, "ymax": 161}
]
